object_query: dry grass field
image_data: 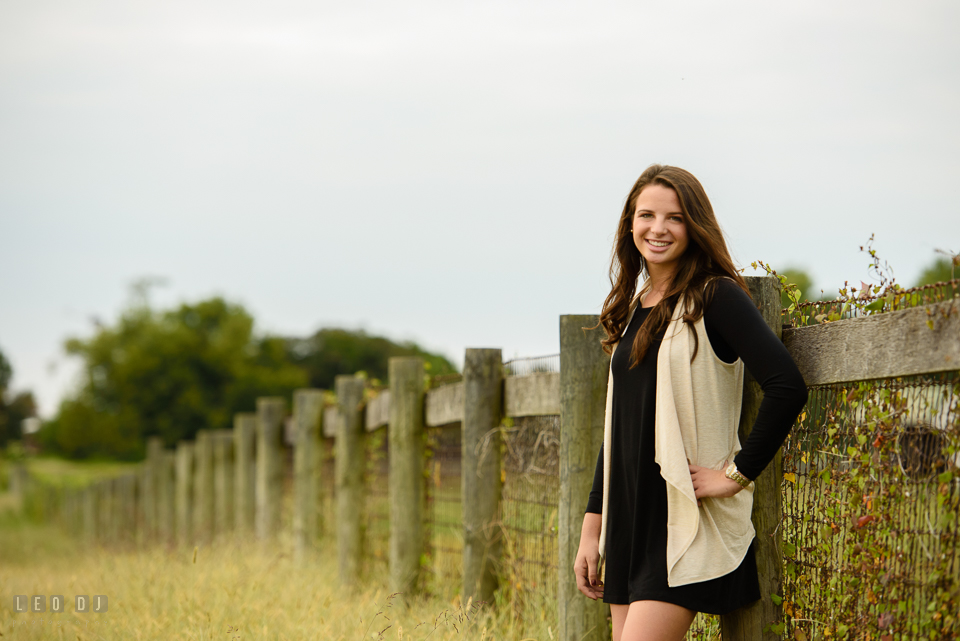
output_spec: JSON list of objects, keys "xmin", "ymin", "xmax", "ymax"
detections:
[{"xmin": 0, "ymin": 497, "xmax": 559, "ymax": 641}]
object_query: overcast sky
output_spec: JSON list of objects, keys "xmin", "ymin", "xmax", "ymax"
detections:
[{"xmin": 1, "ymin": 0, "xmax": 958, "ymax": 417}]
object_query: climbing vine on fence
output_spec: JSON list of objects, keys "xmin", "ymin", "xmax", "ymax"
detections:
[{"xmin": 780, "ymin": 374, "xmax": 959, "ymax": 639}]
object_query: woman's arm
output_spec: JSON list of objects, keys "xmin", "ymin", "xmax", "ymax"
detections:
[
  {"xmin": 574, "ymin": 511, "xmax": 604, "ymax": 599},
  {"xmin": 574, "ymin": 448, "xmax": 605, "ymax": 598},
  {"xmin": 585, "ymin": 446, "xmax": 604, "ymax": 514},
  {"xmin": 704, "ymin": 279, "xmax": 809, "ymax": 481}
]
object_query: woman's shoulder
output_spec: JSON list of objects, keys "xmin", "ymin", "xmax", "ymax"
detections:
[{"xmin": 702, "ymin": 276, "xmax": 754, "ymax": 316}]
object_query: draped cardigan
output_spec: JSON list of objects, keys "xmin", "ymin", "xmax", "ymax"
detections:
[{"xmin": 597, "ymin": 292, "xmax": 755, "ymax": 587}]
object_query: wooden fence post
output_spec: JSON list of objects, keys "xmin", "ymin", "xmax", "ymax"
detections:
[
  {"xmin": 558, "ymin": 315, "xmax": 611, "ymax": 641},
  {"xmin": 194, "ymin": 430, "xmax": 214, "ymax": 544},
  {"xmin": 234, "ymin": 413, "xmax": 257, "ymax": 537},
  {"xmin": 63, "ymin": 487, "xmax": 78, "ymax": 534},
  {"xmin": 99, "ymin": 479, "xmax": 115, "ymax": 544},
  {"xmin": 214, "ymin": 430, "xmax": 235, "ymax": 539},
  {"xmin": 137, "ymin": 464, "xmax": 151, "ymax": 545},
  {"xmin": 175, "ymin": 442, "xmax": 194, "ymax": 547},
  {"xmin": 388, "ymin": 357, "xmax": 426, "ymax": 595},
  {"xmin": 143, "ymin": 436, "xmax": 163, "ymax": 540},
  {"xmin": 8, "ymin": 462, "xmax": 27, "ymax": 498},
  {"xmin": 336, "ymin": 375, "xmax": 365, "ymax": 587},
  {"xmin": 256, "ymin": 397, "xmax": 286, "ymax": 540},
  {"xmin": 721, "ymin": 276, "xmax": 784, "ymax": 640},
  {"xmin": 158, "ymin": 452, "xmax": 175, "ymax": 544},
  {"xmin": 462, "ymin": 348, "xmax": 503, "ymax": 604},
  {"xmin": 83, "ymin": 484, "xmax": 98, "ymax": 542},
  {"xmin": 118, "ymin": 474, "xmax": 136, "ymax": 545},
  {"xmin": 293, "ymin": 389, "xmax": 325, "ymax": 562}
]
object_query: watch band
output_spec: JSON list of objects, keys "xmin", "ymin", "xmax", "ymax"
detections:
[{"xmin": 724, "ymin": 462, "xmax": 751, "ymax": 488}]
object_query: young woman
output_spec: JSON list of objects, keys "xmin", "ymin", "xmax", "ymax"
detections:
[{"xmin": 573, "ymin": 165, "xmax": 808, "ymax": 641}]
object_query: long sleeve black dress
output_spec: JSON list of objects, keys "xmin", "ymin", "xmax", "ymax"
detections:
[{"xmin": 584, "ymin": 279, "xmax": 807, "ymax": 613}]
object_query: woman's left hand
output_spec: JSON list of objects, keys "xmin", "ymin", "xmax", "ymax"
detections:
[{"xmin": 688, "ymin": 462, "xmax": 744, "ymax": 507}]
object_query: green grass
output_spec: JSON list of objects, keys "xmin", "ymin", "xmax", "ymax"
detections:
[{"xmin": 24, "ymin": 456, "xmax": 141, "ymax": 488}]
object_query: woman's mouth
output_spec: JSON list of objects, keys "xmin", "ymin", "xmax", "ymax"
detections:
[{"xmin": 646, "ymin": 239, "xmax": 672, "ymax": 248}]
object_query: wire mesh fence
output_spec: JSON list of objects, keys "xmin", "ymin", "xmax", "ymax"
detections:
[
  {"xmin": 784, "ymin": 279, "xmax": 959, "ymax": 327},
  {"xmin": 500, "ymin": 415, "xmax": 561, "ymax": 598},
  {"xmin": 321, "ymin": 437, "xmax": 336, "ymax": 540},
  {"xmin": 425, "ymin": 423, "xmax": 464, "ymax": 596},
  {"xmin": 504, "ymin": 354, "xmax": 560, "ymax": 377},
  {"xmin": 364, "ymin": 428, "xmax": 390, "ymax": 577},
  {"xmin": 780, "ymin": 371, "xmax": 959, "ymax": 639},
  {"xmin": 686, "ymin": 613, "xmax": 720, "ymax": 640}
]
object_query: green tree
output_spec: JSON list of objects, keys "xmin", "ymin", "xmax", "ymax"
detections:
[
  {"xmin": 42, "ymin": 297, "xmax": 308, "ymax": 459},
  {"xmin": 285, "ymin": 328, "xmax": 457, "ymax": 390},
  {"xmin": 0, "ymin": 346, "xmax": 38, "ymax": 447},
  {"xmin": 914, "ymin": 255, "xmax": 958, "ymax": 286},
  {"xmin": 0, "ymin": 348, "xmax": 10, "ymax": 391},
  {"xmin": 779, "ymin": 268, "xmax": 815, "ymax": 308}
]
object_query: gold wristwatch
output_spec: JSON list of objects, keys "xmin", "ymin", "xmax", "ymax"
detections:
[{"xmin": 724, "ymin": 462, "xmax": 751, "ymax": 488}]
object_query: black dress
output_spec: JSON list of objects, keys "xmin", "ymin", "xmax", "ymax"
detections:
[{"xmin": 585, "ymin": 280, "xmax": 808, "ymax": 614}]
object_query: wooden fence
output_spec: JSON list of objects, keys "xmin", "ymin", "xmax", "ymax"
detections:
[{"xmin": 7, "ymin": 276, "xmax": 960, "ymax": 641}]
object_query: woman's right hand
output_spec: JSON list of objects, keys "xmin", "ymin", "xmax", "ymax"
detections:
[{"xmin": 574, "ymin": 512, "xmax": 604, "ymax": 600}]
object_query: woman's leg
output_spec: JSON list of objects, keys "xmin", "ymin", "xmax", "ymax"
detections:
[
  {"xmin": 617, "ymin": 600, "xmax": 696, "ymax": 641},
  {"xmin": 611, "ymin": 604, "xmax": 629, "ymax": 641}
]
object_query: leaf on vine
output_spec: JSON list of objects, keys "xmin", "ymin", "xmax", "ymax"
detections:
[
  {"xmin": 856, "ymin": 514, "xmax": 875, "ymax": 529},
  {"xmin": 784, "ymin": 473, "xmax": 797, "ymax": 484}
]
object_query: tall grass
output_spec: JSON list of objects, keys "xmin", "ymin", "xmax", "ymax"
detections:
[{"xmin": 0, "ymin": 505, "xmax": 559, "ymax": 641}]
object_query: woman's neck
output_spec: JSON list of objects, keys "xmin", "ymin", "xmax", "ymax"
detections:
[{"xmin": 642, "ymin": 267, "xmax": 676, "ymax": 308}]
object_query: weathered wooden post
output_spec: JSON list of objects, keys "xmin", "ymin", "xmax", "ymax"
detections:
[
  {"xmin": 256, "ymin": 398, "xmax": 286, "ymax": 540},
  {"xmin": 175, "ymin": 442, "xmax": 194, "ymax": 547},
  {"xmin": 99, "ymin": 478, "xmax": 115, "ymax": 544},
  {"xmin": 335, "ymin": 375, "xmax": 365, "ymax": 586},
  {"xmin": 118, "ymin": 474, "xmax": 137, "ymax": 545},
  {"xmin": 8, "ymin": 461, "xmax": 27, "ymax": 498},
  {"xmin": 293, "ymin": 389, "xmax": 324, "ymax": 561},
  {"xmin": 388, "ymin": 357, "xmax": 426, "ymax": 595},
  {"xmin": 158, "ymin": 452, "xmax": 176, "ymax": 544},
  {"xmin": 462, "ymin": 348, "xmax": 503, "ymax": 604},
  {"xmin": 213, "ymin": 430, "xmax": 235, "ymax": 538},
  {"xmin": 558, "ymin": 315, "xmax": 611, "ymax": 641},
  {"xmin": 234, "ymin": 413, "xmax": 257, "ymax": 537},
  {"xmin": 138, "ymin": 465, "xmax": 152, "ymax": 545},
  {"xmin": 193, "ymin": 430, "xmax": 214, "ymax": 543},
  {"xmin": 722, "ymin": 276, "xmax": 784, "ymax": 640},
  {"xmin": 142, "ymin": 436, "xmax": 163, "ymax": 540},
  {"xmin": 83, "ymin": 484, "xmax": 98, "ymax": 542},
  {"xmin": 64, "ymin": 487, "xmax": 79, "ymax": 533}
]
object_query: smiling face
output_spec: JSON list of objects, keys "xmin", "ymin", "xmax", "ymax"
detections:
[{"xmin": 632, "ymin": 183, "xmax": 690, "ymax": 279}]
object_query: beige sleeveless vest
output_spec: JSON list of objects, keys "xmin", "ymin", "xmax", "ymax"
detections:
[{"xmin": 598, "ymin": 292, "xmax": 755, "ymax": 587}]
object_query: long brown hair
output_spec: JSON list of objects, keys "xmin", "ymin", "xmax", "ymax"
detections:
[{"xmin": 599, "ymin": 164, "xmax": 748, "ymax": 365}]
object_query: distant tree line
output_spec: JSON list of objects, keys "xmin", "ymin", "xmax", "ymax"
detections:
[
  {"xmin": 0, "ymin": 348, "xmax": 37, "ymax": 448},
  {"xmin": 38, "ymin": 296, "xmax": 456, "ymax": 460}
]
